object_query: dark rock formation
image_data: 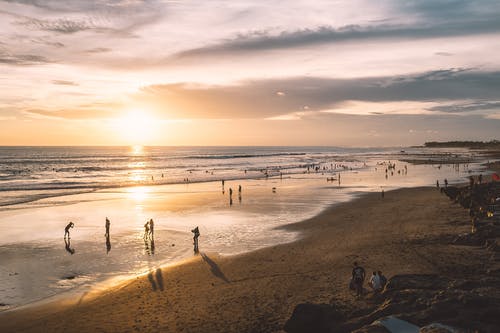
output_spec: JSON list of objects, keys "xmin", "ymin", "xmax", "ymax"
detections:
[{"xmin": 283, "ymin": 303, "xmax": 343, "ymax": 333}]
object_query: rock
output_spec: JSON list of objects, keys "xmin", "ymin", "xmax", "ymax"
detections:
[{"xmin": 283, "ymin": 303, "xmax": 343, "ymax": 333}]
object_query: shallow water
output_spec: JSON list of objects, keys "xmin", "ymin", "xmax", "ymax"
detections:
[{"xmin": 0, "ymin": 148, "xmax": 488, "ymax": 310}]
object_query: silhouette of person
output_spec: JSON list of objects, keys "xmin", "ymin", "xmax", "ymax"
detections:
[
  {"xmin": 149, "ymin": 219, "xmax": 154, "ymax": 238},
  {"xmin": 64, "ymin": 222, "xmax": 74, "ymax": 239},
  {"xmin": 191, "ymin": 226, "xmax": 200, "ymax": 253},
  {"xmin": 105, "ymin": 217, "xmax": 110, "ymax": 237},
  {"xmin": 64, "ymin": 237, "xmax": 75, "ymax": 255},
  {"xmin": 105, "ymin": 234, "xmax": 111, "ymax": 254},
  {"xmin": 352, "ymin": 262, "xmax": 366, "ymax": 297},
  {"xmin": 144, "ymin": 221, "xmax": 150, "ymax": 239}
]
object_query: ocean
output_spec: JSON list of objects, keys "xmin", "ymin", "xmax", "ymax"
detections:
[
  {"xmin": 0, "ymin": 146, "xmax": 485, "ymax": 310},
  {"xmin": 0, "ymin": 146, "xmax": 405, "ymax": 207}
]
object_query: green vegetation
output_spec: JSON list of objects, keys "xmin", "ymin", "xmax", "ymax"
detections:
[{"xmin": 424, "ymin": 140, "xmax": 500, "ymax": 149}]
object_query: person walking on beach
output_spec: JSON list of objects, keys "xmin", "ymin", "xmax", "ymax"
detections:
[
  {"xmin": 64, "ymin": 222, "xmax": 74, "ymax": 239},
  {"xmin": 105, "ymin": 217, "xmax": 110, "ymax": 237},
  {"xmin": 352, "ymin": 262, "xmax": 366, "ymax": 297},
  {"xmin": 149, "ymin": 219, "xmax": 155, "ymax": 238},
  {"xmin": 191, "ymin": 226, "xmax": 200, "ymax": 253}
]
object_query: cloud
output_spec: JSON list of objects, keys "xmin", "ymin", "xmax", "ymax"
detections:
[
  {"xmin": 135, "ymin": 69, "xmax": 500, "ymax": 119},
  {"xmin": 16, "ymin": 17, "xmax": 97, "ymax": 34},
  {"xmin": 435, "ymin": 52, "xmax": 453, "ymax": 56},
  {"xmin": 24, "ymin": 108, "xmax": 120, "ymax": 120},
  {"xmin": 23, "ymin": 101, "xmax": 123, "ymax": 119},
  {"xmin": 52, "ymin": 80, "xmax": 79, "ymax": 86},
  {"xmin": 427, "ymin": 101, "xmax": 500, "ymax": 113},
  {"xmin": 170, "ymin": 16, "xmax": 500, "ymax": 61},
  {"xmin": 1, "ymin": 0, "xmax": 167, "ymax": 39},
  {"xmin": 84, "ymin": 47, "xmax": 111, "ymax": 54},
  {"xmin": 0, "ymin": 0, "xmax": 156, "ymax": 13},
  {"xmin": 0, "ymin": 51, "xmax": 52, "ymax": 65}
]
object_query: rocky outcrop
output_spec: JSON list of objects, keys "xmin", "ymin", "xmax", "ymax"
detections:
[
  {"xmin": 283, "ymin": 303, "xmax": 344, "ymax": 333},
  {"xmin": 284, "ymin": 273, "xmax": 500, "ymax": 333}
]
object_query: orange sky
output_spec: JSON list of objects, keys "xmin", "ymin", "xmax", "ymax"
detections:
[{"xmin": 1, "ymin": 0, "xmax": 499, "ymax": 146}]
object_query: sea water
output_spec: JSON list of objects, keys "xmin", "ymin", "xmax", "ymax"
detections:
[{"xmin": 0, "ymin": 146, "xmax": 487, "ymax": 310}]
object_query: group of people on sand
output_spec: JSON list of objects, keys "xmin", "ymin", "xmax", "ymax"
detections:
[
  {"xmin": 64, "ymin": 218, "xmax": 202, "ymax": 254},
  {"xmin": 143, "ymin": 218, "xmax": 155, "ymax": 239},
  {"xmin": 350, "ymin": 262, "xmax": 387, "ymax": 297}
]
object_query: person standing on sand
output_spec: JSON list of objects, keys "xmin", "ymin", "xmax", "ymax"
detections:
[
  {"xmin": 378, "ymin": 271, "xmax": 387, "ymax": 289},
  {"xmin": 144, "ymin": 221, "xmax": 150, "ymax": 239},
  {"xmin": 105, "ymin": 217, "xmax": 110, "ymax": 237},
  {"xmin": 352, "ymin": 262, "xmax": 366, "ymax": 297},
  {"xmin": 369, "ymin": 271, "xmax": 381, "ymax": 292},
  {"xmin": 191, "ymin": 226, "xmax": 200, "ymax": 253},
  {"xmin": 64, "ymin": 222, "xmax": 74, "ymax": 239},
  {"xmin": 149, "ymin": 219, "xmax": 154, "ymax": 238}
]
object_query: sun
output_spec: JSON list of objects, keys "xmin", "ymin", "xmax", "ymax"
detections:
[{"xmin": 113, "ymin": 110, "xmax": 158, "ymax": 144}]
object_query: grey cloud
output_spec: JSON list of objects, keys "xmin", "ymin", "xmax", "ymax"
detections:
[
  {"xmin": 17, "ymin": 17, "xmax": 98, "ymax": 34},
  {"xmin": 84, "ymin": 47, "xmax": 111, "ymax": 53},
  {"xmin": 435, "ymin": 52, "xmax": 453, "ymax": 56},
  {"xmin": 397, "ymin": 0, "xmax": 500, "ymax": 20},
  {"xmin": 171, "ymin": 17, "xmax": 500, "ymax": 60},
  {"xmin": 0, "ymin": 52, "xmax": 52, "ymax": 65},
  {"xmin": 1, "ymin": 0, "xmax": 154, "ymax": 13},
  {"xmin": 52, "ymin": 80, "xmax": 78, "ymax": 86},
  {"xmin": 2, "ymin": 1, "xmax": 166, "ymax": 38},
  {"xmin": 135, "ymin": 69, "xmax": 500, "ymax": 119},
  {"xmin": 427, "ymin": 101, "xmax": 500, "ymax": 113}
]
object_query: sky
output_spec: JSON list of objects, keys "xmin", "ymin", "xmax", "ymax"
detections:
[{"xmin": 0, "ymin": 0, "xmax": 499, "ymax": 146}]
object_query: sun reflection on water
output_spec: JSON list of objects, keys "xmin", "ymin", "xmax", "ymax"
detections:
[
  {"xmin": 127, "ymin": 186, "xmax": 150, "ymax": 201},
  {"xmin": 131, "ymin": 144, "xmax": 144, "ymax": 155}
]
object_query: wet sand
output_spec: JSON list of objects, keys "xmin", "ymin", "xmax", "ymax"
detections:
[{"xmin": 0, "ymin": 185, "xmax": 488, "ymax": 333}]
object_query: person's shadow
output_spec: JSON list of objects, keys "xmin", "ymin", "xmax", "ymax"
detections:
[
  {"xmin": 200, "ymin": 252, "xmax": 230, "ymax": 283},
  {"xmin": 64, "ymin": 237, "xmax": 75, "ymax": 255},
  {"xmin": 105, "ymin": 234, "xmax": 111, "ymax": 254},
  {"xmin": 147, "ymin": 268, "xmax": 164, "ymax": 291}
]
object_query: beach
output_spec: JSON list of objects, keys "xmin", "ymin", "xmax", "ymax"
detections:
[
  {"xmin": 0, "ymin": 146, "xmax": 497, "ymax": 332},
  {"xmin": 1, "ymin": 183, "xmax": 498, "ymax": 332}
]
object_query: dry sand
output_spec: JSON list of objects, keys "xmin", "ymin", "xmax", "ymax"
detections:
[{"xmin": 0, "ymin": 186, "xmax": 490, "ymax": 333}]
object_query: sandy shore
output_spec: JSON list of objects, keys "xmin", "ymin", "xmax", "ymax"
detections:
[{"xmin": 0, "ymin": 186, "xmax": 494, "ymax": 332}]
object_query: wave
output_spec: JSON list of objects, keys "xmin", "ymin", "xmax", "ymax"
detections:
[{"xmin": 185, "ymin": 152, "xmax": 307, "ymax": 160}]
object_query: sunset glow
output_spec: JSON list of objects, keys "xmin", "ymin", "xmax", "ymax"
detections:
[
  {"xmin": 113, "ymin": 111, "xmax": 159, "ymax": 145},
  {"xmin": 0, "ymin": 0, "xmax": 499, "ymax": 146}
]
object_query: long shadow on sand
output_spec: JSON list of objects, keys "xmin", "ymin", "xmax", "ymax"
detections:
[
  {"xmin": 200, "ymin": 252, "xmax": 230, "ymax": 283},
  {"xmin": 147, "ymin": 268, "xmax": 164, "ymax": 291}
]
